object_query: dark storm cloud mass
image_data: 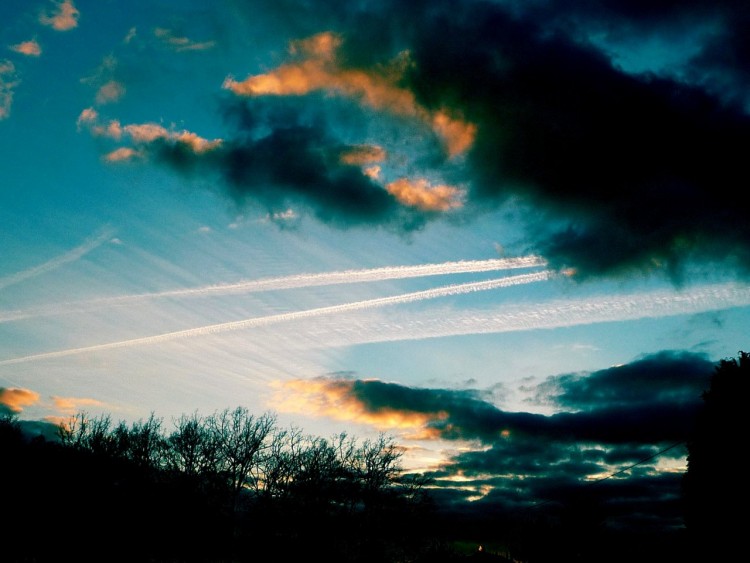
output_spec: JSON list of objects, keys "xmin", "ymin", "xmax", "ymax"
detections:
[
  {"xmin": 533, "ymin": 350, "xmax": 713, "ymax": 410},
  {"xmin": 398, "ymin": 1, "xmax": 750, "ymax": 278},
  {"xmin": 152, "ymin": 97, "xmax": 426, "ymax": 231},
  {"xmin": 350, "ymin": 351, "xmax": 710, "ymax": 446},
  {"xmin": 198, "ymin": 0, "xmax": 750, "ymax": 279},
  {"xmin": 340, "ymin": 350, "xmax": 714, "ymax": 524}
]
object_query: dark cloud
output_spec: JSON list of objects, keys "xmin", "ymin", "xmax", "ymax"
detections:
[
  {"xmin": 144, "ymin": 0, "xmax": 750, "ymax": 278},
  {"xmin": 398, "ymin": 1, "xmax": 750, "ymax": 279},
  {"xmin": 333, "ymin": 350, "xmax": 717, "ymax": 536},
  {"xmin": 348, "ymin": 351, "xmax": 707, "ymax": 446},
  {"xmin": 533, "ymin": 350, "xmax": 713, "ymax": 410},
  {"xmin": 151, "ymin": 97, "xmax": 428, "ymax": 231}
]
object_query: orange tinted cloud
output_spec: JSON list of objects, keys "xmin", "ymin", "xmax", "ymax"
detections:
[
  {"xmin": 386, "ymin": 178, "xmax": 465, "ymax": 211},
  {"xmin": 52, "ymin": 395, "xmax": 105, "ymax": 415},
  {"xmin": 272, "ymin": 378, "xmax": 447, "ymax": 437},
  {"xmin": 123, "ymin": 122, "xmax": 222, "ymax": 152},
  {"xmin": 432, "ymin": 110, "xmax": 477, "ymax": 158},
  {"xmin": 0, "ymin": 388, "xmax": 40, "ymax": 413},
  {"xmin": 339, "ymin": 144, "xmax": 387, "ymax": 165},
  {"xmin": 104, "ymin": 147, "xmax": 138, "ymax": 162},
  {"xmin": 10, "ymin": 40, "xmax": 42, "ymax": 57},
  {"xmin": 95, "ymin": 80, "xmax": 125, "ymax": 105},
  {"xmin": 39, "ymin": 0, "xmax": 79, "ymax": 31},
  {"xmin": 223, "ymin": 32, "xmax": 476, "ymax": 157}
]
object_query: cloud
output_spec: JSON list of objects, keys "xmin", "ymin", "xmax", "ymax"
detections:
[
  {"xmin": 0, "ymin": 388, "xmax": 40, "ymax": 415},
  {"xmin": 39, "ymin": 0, "xmax": 79, "ymax": 31},
  {"xmin": 0, "ymin": 255, "xmax": 545, "ymax": 323},
  {"xmin": 77, "ymin": 111, "xmax": 222, "ymax": 156},
  {"xmin": 271, "ymin": 378, "xmax": 446, "ymax": 438},
  {"xmin": 274, "ymin": 350, "xmax": 711, "ymax": 532},
  {"xmin": 52, "ymin": 396, "xmax": 106, "ymax": 415},
  {"xmin": 9, "ymin": 40, "xmax": 42, "ymax": 57},
  {"xmin": 95, "ymin": 80, "xmax": 125, "ymax": 105},
  {"xmin": 0, "ymin": 226, "xmax": 115, "ymax": 291},
  {"xmin": 533, "ymin": 351, "xmax": 713, "ymax": 411},
  {"xmin": 0, "ymin": 272, "xmax": 551, "ymax": 365},
  {"xmin": 385, "ymin": 178, "xmax": 464, "ymax": 211},
  {"xmin": 153, "ymin": 28, "xmax": 216, "ymax": 52},
  {"xmin": 278, "ymin": 350, "xmax": 711, "ymax": 448},
  {"xmin": 213, "ymin": 0, "xmax": 750, "ymax": 280},
  {"xmin": 338, "ymin": 144, "xmax": 386, "ymax": 165},
  {"xmin": 0, "ymin": 60, "xmax": 19, "ymax": 120},
  {"xmin": 222, "ymin": 31, "xmax": 476, "ymax": 158},
  {"xmin": 104, "ymin": 147, "xmax": 138, "ymax": 162}
]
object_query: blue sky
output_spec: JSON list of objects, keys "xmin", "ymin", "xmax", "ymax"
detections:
[{"xmin": 2, "ymin": 0, "xmax": 749, "ymax": 532}]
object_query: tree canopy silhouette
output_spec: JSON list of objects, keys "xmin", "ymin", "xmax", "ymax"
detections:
[
  {"xmin": 683, "ymin": 350, "xmax": 749, "ymax": 559},
  {"xmin": 2, "ymin": 406, "xmax": 435, "ymax": 563}
]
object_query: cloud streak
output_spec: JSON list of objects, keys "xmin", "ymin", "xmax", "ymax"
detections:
[
  {"xmin": 0, "ymin": 60, "xmax": 19, "ymax": 120},
  {"xmin": 0, "ymin": 255, "xmax": 546, "ymax": 323},
  {"xmin": 315, "ymin": 281, "xmax": 750, "ymax": 347},
  {"xmin": 0, "ymin": 271, "xmax": 553, "ymax": 365},
  {"xmin": 0, "ymin": 227, "xmax": 115, "ymax": 291}
]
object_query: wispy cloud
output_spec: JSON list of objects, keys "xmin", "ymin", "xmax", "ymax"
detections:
[
  {"xmin": 9, "ymin": 40, "xmax": 42, "ymax": 57},
  {"xmin": 0, "ymin": 256, "xmax": 546, "ymax": 323},
  {"xmin": 0, "ymin": 60, "xmax": 19, "ymax": 120},
  {"xmin": 80, "ymin": 56, "xmax": 124, "ymax": 106},
  {"xmin": 154, "ymin": 28, "xmax": 216, "ymax": 52},
  {"xmin": 317, "ymin": 282, "xmax": 750, "ymax": 348},
  {"xmin": 52, "ymin": 395, "xmax": 106, "ymax": 415},
  {"xmin": 0, "ymin": 272, "xmax": 552, "ymax": 365},
  {"xmin": 0, "ymin": 227, "xmax": 115, "ymax": 291},
  {"xmin": 39, "ymin": 0, "xmax": 79, "ymax": 32},
  {"xmin": 95, "ymin": 80, "xmax": 125, "ymax": 105}
]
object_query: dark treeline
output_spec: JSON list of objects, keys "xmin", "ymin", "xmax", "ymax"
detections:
[
  {"xmin": 1, "ymin": 407, "xmax": 449, "ymax": 563},
  {"xmin": 2, "ymin": 352, "xmax": 744, "ymax": 562}
]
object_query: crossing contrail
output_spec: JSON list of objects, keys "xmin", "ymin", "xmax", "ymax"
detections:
[
  {"xmin": 0, "ymin": 227, "xmax": 116, "ymax": 291},
  {"xmin": 0, "ymin": 271, "xmax": 553, "ymax": 365},
  {"xmin": 0, "ymin": 255, "xmax": 546, "ymax": 323}
]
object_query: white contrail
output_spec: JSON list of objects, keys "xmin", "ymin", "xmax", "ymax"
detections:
[
  {"xmin": 0, "ymin": 272, "xmax": 550, "ymax": 364},
  {"xmin": 0, "ymin": 271, "xmax": 553, "ymax": 365},
  {"xmin": 0, "ymin": 227, "xmax": 116, "ymax": 291},
  {"xmin": 0, "ymin": 255, "xmax": 546, "ymax": 323},
  {"xmin": 306, "ymin": 281, "xmax": 750, "ymax": 346}
]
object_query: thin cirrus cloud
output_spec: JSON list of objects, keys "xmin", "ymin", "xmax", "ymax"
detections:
[
  {"xmin": 0, "ymin": 271, "xmax": 553, "ymax": 366},
  {"xmin": 52, "ymin": 395, "xmax": 107, "ymax": 415},
  {"xmin": 0, "ymin": 255, "xmax": 547, "ymax": 323},
  {"xmin": 0, "ymin": 227, "xmax": 115, "ymax": 291},
  {"xmin": 0, "ymin": 60, "xmax": 19, "ymax": 120},
  {"xmin": 39, "ymin": 0, "xmax": 80, "ymax": 32},
  {"xmin": 153, "ymin": 28, "xmax": 216, "ymax": 52},
  {"xmin": 309, "ymin": 281, "xmax": 750, "ymax": 349}
]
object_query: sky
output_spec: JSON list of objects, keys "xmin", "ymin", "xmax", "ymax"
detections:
[{"xmin": 2, "ymin": 0, "xmax": 749, "ymax": 537}]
